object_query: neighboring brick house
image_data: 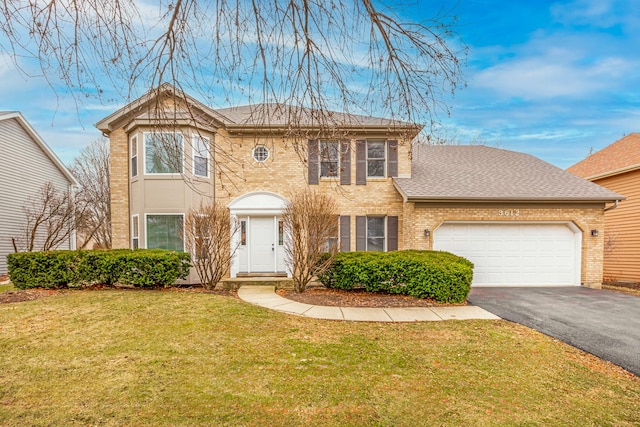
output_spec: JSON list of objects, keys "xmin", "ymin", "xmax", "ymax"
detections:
[
  {"xmin": 97, "ymin": 84, "xmax": 622, "ymax": 288},
  {"xmin": 0, "ymin": 112, "xmax": 78, "ymax": 274},
  {"xmin": 568, "ymin": 134, "xmax": 639, "ymax": 284}
]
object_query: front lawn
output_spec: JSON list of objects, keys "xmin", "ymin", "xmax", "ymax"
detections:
[{"xmin": 0, "ymin": 289, "xmax": 638, "ymax": 426}]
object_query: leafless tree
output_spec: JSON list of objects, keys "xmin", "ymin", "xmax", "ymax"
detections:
[
  {"xmin": 13, "ymin": 182, "xmax": 75, "ymax": 252},
  {"xmin": 70, "ymin": 137, "xmax": 111, "ymax": 249},
  {"xmin": 0, "ymin": 1, "xmax": 465, "ymax": 135},
  {"xmin": 183, "ymin": 201, "xmax": 240, "ymax": 289},
  {"xmin": 282, "ymin": 188, "xmax": 339, "ymax": 293}
]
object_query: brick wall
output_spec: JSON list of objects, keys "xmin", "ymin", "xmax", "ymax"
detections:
[
  {"xmin": 109, "ymin": 128, "xmax": 130, "ymax": 249},
  {"xmin": 407, "ymin": 204, "xmax": 606, "ymax": 288},
  {"xmin": 212, "ymin": 132, "xmax": 410, "ymax": 250}
]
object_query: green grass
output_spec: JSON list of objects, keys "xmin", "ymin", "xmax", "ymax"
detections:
[
  {"xmin": 0, "ymin": 290, "xmax": 638, "ymax": 426},
  {"xmin": 0, "ymin": 282, "xmax": 15, "ymax": 292}
]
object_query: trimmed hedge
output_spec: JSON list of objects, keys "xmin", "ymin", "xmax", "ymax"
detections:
[
  {"xmin": 317, "ymin": 250, "xmax": 474, "ymax": 303},
  {"xmin": 7, "ymin": 249, "xmax": 191, "ymax": 289}
]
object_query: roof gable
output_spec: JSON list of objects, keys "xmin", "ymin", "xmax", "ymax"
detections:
[
  {"xmin": 567, "ymin": 133, "xmax": 640, "ymax": 179},
  {"xmin": 0, "ymin": 112, "xmax": 77, "ymax": 186},
  {"xmin": 394, "ymin": 145, "xmax": 623, "ymax": 202},
  {"xmin": 96, "ymin": 84, "xmax": 421, "ymax": 137}
]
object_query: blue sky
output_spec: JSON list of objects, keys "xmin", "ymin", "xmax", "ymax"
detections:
[{"xmin": 0, "ymin": 0, "xmax": 638, "ymax": 169}]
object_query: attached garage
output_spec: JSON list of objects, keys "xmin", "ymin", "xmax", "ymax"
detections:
[
  {"xmin": 393, "ymin": 145, "xmax": 625, "ymax": 288},
  {"xmin": 433, "ymin": 222, "xmax": 581, "ymax": 286}
]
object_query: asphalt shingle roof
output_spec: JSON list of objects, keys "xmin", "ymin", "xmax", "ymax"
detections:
[
  {"xmin": 394, "ymin": 145, "xmax": 623, "ymax": 202},
  {"xmin": 567, "ymin": 133, "xmax": 640, "ymax": 179},
  {"xmin": 214, "ymin": 103, "xmax": 409, "ymax": 127}
]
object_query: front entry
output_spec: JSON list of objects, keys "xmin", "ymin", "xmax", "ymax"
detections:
[
  {"xmin": 237, "ymin": 216, "xmax": 286, "ymax": 274},
  {"xmin": 249, "ymin": 217, "xmax": 276, "ymax": 272},
  {"xmin": 228, "ymin": 192, "xmax": 290, "ymax": 278}
]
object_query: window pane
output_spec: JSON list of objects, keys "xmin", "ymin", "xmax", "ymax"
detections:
[
  {"xmin": 194, "ymin": 156, "xmax": 208, "ymax": 177},
  {"xmin": 367, "ymin": 160, "xmax": 384, "ymax": 177},
  {"xmin": 132, "ymin": 216, "xmax": 139, "ymax": 238},
  {"xmin": 278, "ymin": 220, "xmax": 284, "ymax": 246},
  {"xmin": 367, "ymin": 141, "xmax": 385, "ymax": 177},
  {"xmin": 131, "ymin": 137, "xmax": 138, "ymax": 177},
  {"xmin": 319, "ymin": 141, "xmax": 339, "ymax": 177},
  {"xmin": 367, "ymin": 237, "xmax": 384, "ymax": 252},
  {"xmin": 145, "ymin": 133, "xmax": 183, "ymax": 174},
  {"xmin": 193, "ymin": 136, "xmax": 209, "ymax": 156},
  {"xmin": 367, "ymin": 217, "xmax": 385, "ymax": 252},
  {"xmin": 320, "ymin": 161, "xmax": 339, "ymax": 177},
  {"xmin": 240, "ymin": 221, "xmax": 247, "ymax": 246},
  {"xmin": 367, "ymin": 141, "xmax": 385, "ymax": 159},
  {"xmin": 147, "ymin": 215, "xmax": 184, "ymax": 251}
]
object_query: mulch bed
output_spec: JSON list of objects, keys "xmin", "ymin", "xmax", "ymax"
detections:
[
  {"xmin": 0, "ymin": 289, "xmax": 61, "ymax": 304},
  {"xmin": 277, "ymin": 287, "xmax": 465, "ymax": 307}
]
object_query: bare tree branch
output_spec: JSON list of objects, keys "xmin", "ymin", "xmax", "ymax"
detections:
[
  {"xmin": 70, "ymin": 136, "xmax": 111, "ymax": 249},
  {"xmin": 282, "ymin": 188, "xmax": 339, "ymax": 293},
  {"xmin": 183, "ymin": 200, "xmax": 240, "ymax": 289},
  {"xmin": 0, "ymin": 1, "xmax": 465, "ymax": 130}
]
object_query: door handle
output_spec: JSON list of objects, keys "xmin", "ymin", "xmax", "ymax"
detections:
[{"xmin": 272, "ymin": 243, "xmax": 274, "ymax": 251}]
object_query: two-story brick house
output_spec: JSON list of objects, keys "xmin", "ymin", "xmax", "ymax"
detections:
[{"xmin": 97, "ymin": 84, "xmax": 622, "ymax": 288}]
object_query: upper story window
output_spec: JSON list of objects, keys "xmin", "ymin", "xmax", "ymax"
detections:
[
  {"xmin": 366, "ymin": 140, "xmax": 386, "ymax": 178},
  {"xmin": 144, "ymin": 132, "xmax": 183, "ymax": 174},
  {"xmin": 319, "ymin": 140, "xmax": 339, "ymax": 178},
  {"xmin": 130, "ymin": 136, "xmax": 138, "ymax": 177},
  {"xmin": 193, "ymin": 135, "xmax": 209, "ymax": 177},
  {"xmin": 252, "ymin": 145, "xmax": 269, "ymax": 162}
]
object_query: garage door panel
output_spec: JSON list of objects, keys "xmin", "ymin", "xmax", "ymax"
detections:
[{"xmin": 433, "ymin": 222, "xmax": 581, "ymax": 286}]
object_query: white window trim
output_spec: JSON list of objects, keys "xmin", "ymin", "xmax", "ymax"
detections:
[
  {"xmin": 143, "ymin": 131, "xmax": 184, "ymax": 175},
  {"xmin": 192, "ymin": 135, "xmax": 210, "ymax": 178},
  {"xmin": 130, "ymin": 135, "xmax": 138, "ymax": 177},
  {"xmin": 131, "ymin": 214, "xmax": 140, "ymax": 249},
  {"xmin": 366, "ymin": 140, "xmax": 386, "ymax": 178},
  {"xmin": 366, "ymin": 215, "xmax": 387, "ymax": 252},
  {"xmin": 252, "ymin": 145, "xmax": 270, "ymax": 162},
  {"xmin": 144, "ymin": 213, "xmax": 186, "ymax": 251}
]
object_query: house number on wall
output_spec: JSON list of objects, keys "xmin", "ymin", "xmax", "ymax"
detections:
[{"xmin": 498, "ymin": 209, "xmax": 520, "ymax": 217}]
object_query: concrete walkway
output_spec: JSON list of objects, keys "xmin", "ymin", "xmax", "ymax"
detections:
[{"xmin": 237, "ymin": 286, "xmax": 500, "ymax": 322}]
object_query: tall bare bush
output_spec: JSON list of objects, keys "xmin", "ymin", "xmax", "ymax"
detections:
[
  {"xmin": 282, "ymin": 189, "xmax": 339, "ymax": 293},
  {"xmin": 13, "ymin": 182, "xmax": 75, "ymax": 252},
  {"xmin": 183, "ymin": 201, "xmax": 240, "ymax": 289},
  {"xmin": 70, "ymin": 137, "xmax": 111, "ymax": 249}
]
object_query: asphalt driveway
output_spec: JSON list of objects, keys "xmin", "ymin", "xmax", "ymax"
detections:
[{"xmin": 468, "ymin": 287, "xmax": 640, "ymax": 377}]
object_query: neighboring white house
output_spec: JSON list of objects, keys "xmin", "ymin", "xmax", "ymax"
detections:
[{"xmin": 0, "ymin": 112, "xmax": 78, "ymax": 274}]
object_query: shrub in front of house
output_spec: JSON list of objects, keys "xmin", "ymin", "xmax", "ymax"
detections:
[
  {"xmin": 7, "ymin": 249, "xmax": 190, "ymax": 289},
  {"xmin": 317, "ymin": 250, "xmax": 474, "ymax": 303}
]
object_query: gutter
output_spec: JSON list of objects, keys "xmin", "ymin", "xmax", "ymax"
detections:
[{"xmin": 604, "ymin": 200, "xmax": 620, "ymax": 212}]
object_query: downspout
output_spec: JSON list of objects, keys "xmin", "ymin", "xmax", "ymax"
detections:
[{"xmin": 604, "ymin": 200, "xmax": 619, "ymax": 212}]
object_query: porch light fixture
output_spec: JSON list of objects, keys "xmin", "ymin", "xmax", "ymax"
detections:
[
  {"xmin": 424, "ymin": 229, "xmax": 430, "ymax": 237},
  {"xmin": 591, "ymin": 229, "xmax": 599, "ymax": 237}
]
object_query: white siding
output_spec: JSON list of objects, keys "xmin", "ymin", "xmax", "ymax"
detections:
[{"xmin": 0, "ymin": 117, "xmax": 74, "ymax": 273}]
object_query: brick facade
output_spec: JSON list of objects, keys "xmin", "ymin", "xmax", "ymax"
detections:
[
  {"xmin": 102, "ymin": 91, "xmax": 609, "ymax": 288},
  {"xmin": 109, "ymin": 128, "xmax": 130, "ymax": 249}
]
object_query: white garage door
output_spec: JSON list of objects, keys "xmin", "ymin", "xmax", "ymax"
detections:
[{"xmin": 433, "ymin": 222, "xmax": 581, "ymax": 286}]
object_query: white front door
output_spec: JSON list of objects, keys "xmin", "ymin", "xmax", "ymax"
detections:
[{"xmin": 250, "ymin": 217, "xmax": 275, "ymax": 272}]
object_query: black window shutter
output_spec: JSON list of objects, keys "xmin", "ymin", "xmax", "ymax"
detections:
[
  {"xmin": 387, "ymin": 216, "xmax": 398, "ymax": 251},
  {"xmin": 340, "ymin": 140, "xmax": 351, "ymax": 185},
  {"xmin": 387, "ymin": 140, "xmax": 398, "ymax": 177},
  {"xmin": 355, "ymin": 140, "xmax": 366, "ymax": 185},
  {"xmin": 356, "ymin": 216, "xmax": 366, "ymax": 251},
  {"xmin": 308, "ymin": 139, "xmax": 319, "ymax": 185},
  {"xmin": 340, "ymin": 215, "xmax": 350, "ymax": 252}
]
